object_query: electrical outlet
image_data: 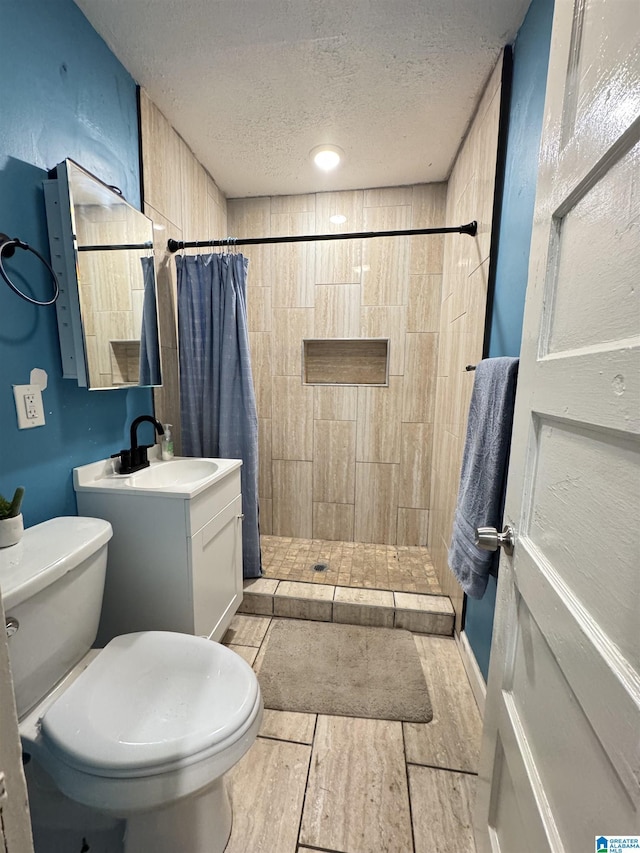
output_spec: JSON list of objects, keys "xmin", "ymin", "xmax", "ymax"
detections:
[
  {"xmin": 13, "ymin": 384, "xmax": 46, "ymax": 429},
  {"xmin": 25, "ymin": 393, "xmax": 38, "ymax": 418}
]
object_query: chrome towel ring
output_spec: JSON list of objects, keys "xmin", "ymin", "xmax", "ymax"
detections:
[{"xmin": 0, "ymin": 233, "xmax": 59, "ymax": 306}]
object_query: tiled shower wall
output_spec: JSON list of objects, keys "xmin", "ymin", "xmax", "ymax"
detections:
[
  {"xmin": 429, "ymin": 57, "xmax": 504, "ymax": 629},
  {"xmin": 139, "ymin": 68, "xmax": 501, "ymax": 613},
  {"xmin": 76, "ymin": 211, "xmax": 150, "ymax": 387},
  {"xmin": 139, "ymin": 88, "xmax": 228, "ymax": 453},
  {"xmin": 227, "ymin": 185, "xmax": 447, "ymax": 545}
]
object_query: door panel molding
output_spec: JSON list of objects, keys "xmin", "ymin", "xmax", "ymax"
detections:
[
  {"xmin": 516, "ymin": 538, "xmax": 640, "ymax": 804},
  {"xmin": 533, "ymin": 348, "xmax": 640, "ymax": 436},
  {"xmin": 494, "ymin": 693, "xmax": 565, "ymax": 851}
]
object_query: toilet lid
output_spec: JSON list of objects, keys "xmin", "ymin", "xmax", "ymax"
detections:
[{"xmin": 40, "ymin": 632, "xmax": 260, "ymax": 775}]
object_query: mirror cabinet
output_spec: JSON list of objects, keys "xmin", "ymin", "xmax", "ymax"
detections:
[{"xmin": 44, "ymin": 159, "xmax": 162, "ymax": 390}]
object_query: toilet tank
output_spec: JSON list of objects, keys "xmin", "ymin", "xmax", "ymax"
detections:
[{"xmin": 0, "ymin": 516, "xmax": 112, "ymax": 718}]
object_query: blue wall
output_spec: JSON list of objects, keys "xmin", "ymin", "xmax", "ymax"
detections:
[
  {"xmin": 464, "ymin": 0, "xmax": 554, "ymax": 681},
  {"xmin": 0, "ymin": 0, "xmax": 153, "ymax": 527}
]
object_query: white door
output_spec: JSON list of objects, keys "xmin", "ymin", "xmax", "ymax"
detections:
[
  {"xmin": 0, "ymin": 594, "xmax": 34, "ymax": 852},
  {"xmin": 473, "ymin": 1, "xmax": 640, "ymax": 850}
]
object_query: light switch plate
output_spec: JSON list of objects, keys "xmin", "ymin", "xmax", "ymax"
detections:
[{"xmin": 13, "ymin": 384, "xmax": 46, "ymax": 429}]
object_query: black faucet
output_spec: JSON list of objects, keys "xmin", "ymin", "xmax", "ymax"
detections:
[{"xmin": 112, "ymin": 416, "xmax": 164, "ymax": 475}]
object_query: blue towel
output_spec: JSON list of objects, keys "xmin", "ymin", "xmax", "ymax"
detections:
[{"xmin": 448, "ymin": 357, "xmax": 519, "ymax": 599}]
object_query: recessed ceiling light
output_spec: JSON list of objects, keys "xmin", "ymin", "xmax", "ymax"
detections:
[
  {"xmin": 330, "ymin": 214, "xmax": 347, "ymax": 224},
  {"xmin": 311, "ymin": 145, "xmax": 344, "ymax": 171}
]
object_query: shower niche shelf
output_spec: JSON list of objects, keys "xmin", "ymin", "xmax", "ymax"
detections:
[{"xmin": 303, "ymin": 338, "xmax": 389, "ymax": 386}]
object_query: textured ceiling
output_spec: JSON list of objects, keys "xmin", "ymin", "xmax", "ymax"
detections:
[{"xmin": 73, "ymin": 0, "xmax": 530, "ymax": 198}]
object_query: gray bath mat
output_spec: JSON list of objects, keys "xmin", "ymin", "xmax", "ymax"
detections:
[{"xmin": 258, "ymin": 620, "xmax": 432, "ymax": 722}]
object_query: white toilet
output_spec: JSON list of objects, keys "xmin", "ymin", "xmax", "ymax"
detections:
[{"xmin": 0, "ymin": 516, "xmax": 263, "ymax": 853}]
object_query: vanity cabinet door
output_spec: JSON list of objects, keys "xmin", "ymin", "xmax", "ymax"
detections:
[{"xmin": 190, "ymin": 495, "xmax": 243, "ymax": 640}]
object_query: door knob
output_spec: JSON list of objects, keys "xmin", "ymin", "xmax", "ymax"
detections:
[{"xmin": 475, "ymin": 525, "xmax": 514, "ymax": 556}]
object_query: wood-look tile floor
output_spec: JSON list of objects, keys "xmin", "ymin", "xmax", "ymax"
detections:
[
  {"xmin": 261, "ymin": 535, "xmax": 443, "ymax": 594},
  {"xmin": 223, "ymin": 614, "xmax": 481, "ymax": 853}
]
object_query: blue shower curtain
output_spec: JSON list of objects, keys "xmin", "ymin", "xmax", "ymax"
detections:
[
  {"xmin": 139, "ymin": 256, "xmax": 161, "ymax": 386},
  {"xmin": 176, "ymin": 253, "xmax": 261, "ymax": 579}
]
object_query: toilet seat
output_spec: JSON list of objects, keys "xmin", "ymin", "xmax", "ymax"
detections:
[{"xmin": 40, "ymin": 632, "xmax": 260, "ymax": 778}]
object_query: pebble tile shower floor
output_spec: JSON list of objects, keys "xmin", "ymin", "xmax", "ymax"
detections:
[{"xmin": 260, "ymin": 535, "xmax": 443, "ymax": 594}]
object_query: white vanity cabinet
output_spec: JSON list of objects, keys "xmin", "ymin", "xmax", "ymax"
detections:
[{"xmin": 74, "ymin": 457, "xmax": 243, "ymax": 645}]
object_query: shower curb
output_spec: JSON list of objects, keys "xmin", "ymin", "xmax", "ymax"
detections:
[{"xmin": 239, "ymin": 578, "xmax": 454, "ymax": 636}]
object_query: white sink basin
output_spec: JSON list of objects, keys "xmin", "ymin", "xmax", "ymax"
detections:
[
  {"xmin": 130, "ymin": 459, "xmax": 219, "ymax": 488},
  {"xmin": 73, "ymin": 454, "xmax": 242, "ymax": 498}
]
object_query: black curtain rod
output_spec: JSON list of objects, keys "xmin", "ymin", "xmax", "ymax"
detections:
[
  {"xmin": 167, "ymin": 221, "xmax": 477, "ymax": 253},
  {"xmin": 77, "ymin": 242, "xmax": 153, "ymax": 252}
]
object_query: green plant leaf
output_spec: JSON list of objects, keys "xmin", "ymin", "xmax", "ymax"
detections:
[
  {"xmin": 8, "ymin": 487, "xmax": 24, "ymax": 518},
  {"xmin": 0, "ymin": 487, "xmax": 24, "ymax": 519}
]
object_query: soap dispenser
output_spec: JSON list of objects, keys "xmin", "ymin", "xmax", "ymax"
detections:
[{"xmin": 161, "ymin": 424, "xmax": 174, "ymax": 460}]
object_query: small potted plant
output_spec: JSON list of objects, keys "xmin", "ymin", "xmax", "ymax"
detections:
[{"xmin": 0, "ymin": 487, "xmax": 25, "ymax": 548}]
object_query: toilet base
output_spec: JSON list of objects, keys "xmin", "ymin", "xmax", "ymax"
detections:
[
  {"xmin": 26, "ymin": 756, "xmax": 233, "ymax": 853},
  {"xmin": 124, "ymin": 775, "xmax": 232, "ymax": 853},
  {"xmin": 25, "ymin": 757, "xmax": 125, "ymax": 853}
]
